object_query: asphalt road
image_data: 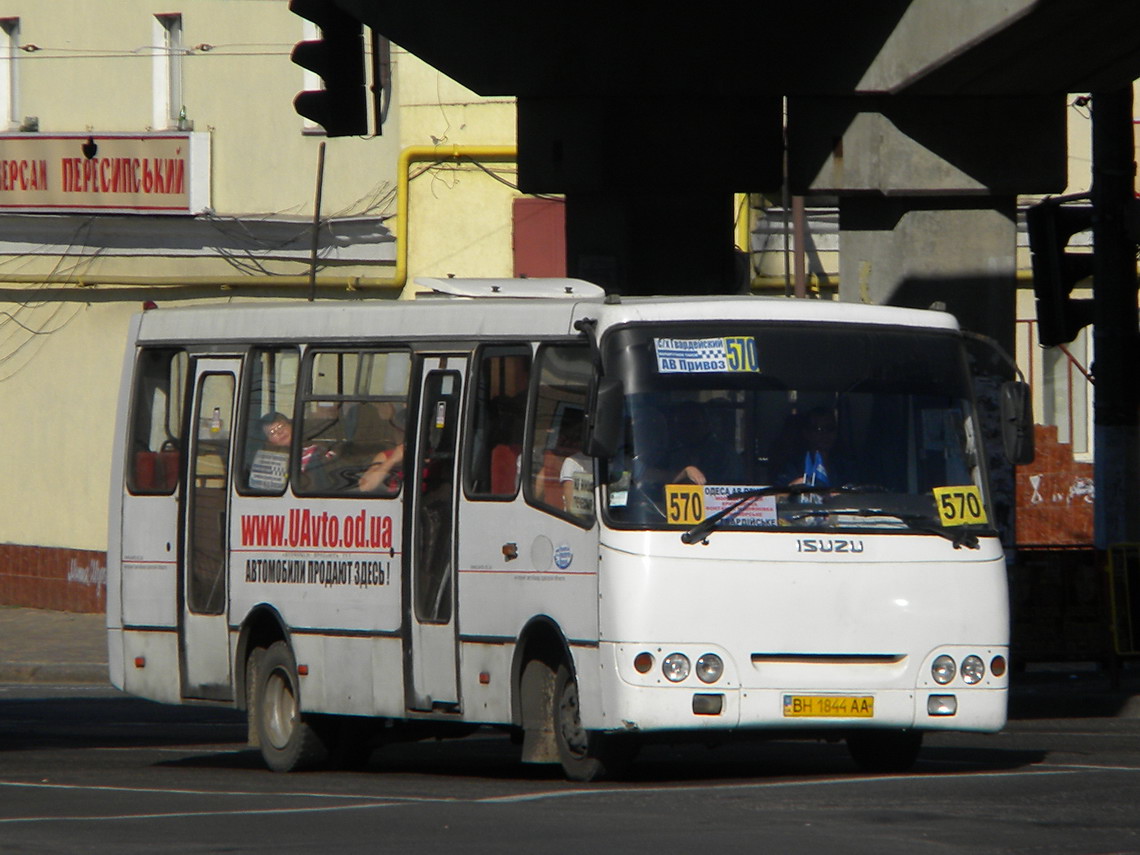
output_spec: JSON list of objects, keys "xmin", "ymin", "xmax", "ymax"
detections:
[{"xmin": 2, "ymin": 683, "xmax": 1140, "ymax": 854}]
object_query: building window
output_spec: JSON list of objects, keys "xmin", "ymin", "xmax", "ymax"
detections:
[
  {"xmin": 0, "ymin": 18, "xmax": 20, "ymax": 131},
  {"xmin": 153, "ymin": 14, "xmax": 183, "ymax": 130}
]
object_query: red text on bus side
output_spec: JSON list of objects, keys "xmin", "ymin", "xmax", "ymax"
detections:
[{"xmin": 239, "ymin": 509, "xmax": 394, "ymax": 550}]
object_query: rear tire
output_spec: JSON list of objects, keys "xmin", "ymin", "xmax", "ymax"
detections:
[
  {"xmin": 846, "ymin": 730, "xmax": 923, "ymax": 773},
  {"xmin": 254, "ymin": 641, "xmax": 331, "ymax": 772}
]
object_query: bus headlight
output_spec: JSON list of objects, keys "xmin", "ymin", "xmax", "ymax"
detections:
[
  {"xmin": 695, "ymin": 653, "xmax": 723, "ymax": 684},
  {"xmin": 662, "ymin": 653, "xmax": 691, "ymax": 682},
  {"xmin": 961, "ymin": 655, "xmax": 985, "ymax": 684},
  {"xmin": 932, "ymin": 654, "xmax": 956, "ymax": 685}
]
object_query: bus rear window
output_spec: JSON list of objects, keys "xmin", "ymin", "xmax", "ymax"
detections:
[{"xmin": 126, "ymin": 347, "xmax": 187, "ymax": 495}]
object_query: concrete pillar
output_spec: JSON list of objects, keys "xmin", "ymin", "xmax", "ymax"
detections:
[
  {"xmin": 516, "ymin": 95, "xmax": 783, "ymax": 296},
  {"xmin": 837, "ymin": 198, "xmax": 1017, "ymax": 349},
  {"xmin": 564, "ymin": 190, "xmax": 738, "ymax": 296},
  {"xmin": 1090, "ymin": 87, "xmax": 1140, "ymax": 548},
  {"xmin": 789, "ymin": 91, "xmax": 1064, "ymax": 345}
]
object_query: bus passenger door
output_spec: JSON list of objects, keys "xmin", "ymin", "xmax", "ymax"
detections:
[
  {"xmin": 405, "ymin": 356, "xmax": 465, "ymax": 712},
  {"xmin": 180, "ymin": 358, "xmax": 239, "ymax": 701}
]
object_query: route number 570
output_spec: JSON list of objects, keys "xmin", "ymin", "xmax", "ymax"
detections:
[
  {"xmin": 932, "ymin": 485, "xmax": 988, "ymax": 527},
  {"xmin": 666, "ymin": 484, "xmax": 705, "ymax": 525}
]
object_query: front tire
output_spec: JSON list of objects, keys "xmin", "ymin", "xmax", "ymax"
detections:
[
  {"xmin": 253, "ymin": 641, "xmax": 331, "ymax": 772},
  {"xmin": 553, "ymin": 663, "xmax": 635, "ymax": 782}
]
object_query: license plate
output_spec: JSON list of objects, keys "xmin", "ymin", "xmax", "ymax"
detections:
[{"xmin": 783, "ymin": 695, "xmax": 874, "ymax": 718}]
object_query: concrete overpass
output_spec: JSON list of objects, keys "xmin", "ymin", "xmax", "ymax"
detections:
[
  {"xmin": 332, "ymin": 0, "xmax": 1140, "ymax": 544},
  {"xmin": 336, "ymin": 0, "xmax": 1139, "ymax": 301}
]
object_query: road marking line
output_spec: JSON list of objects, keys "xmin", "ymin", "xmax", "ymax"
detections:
[
  {"xmin": 476, "ymin": 769, "xmax": 1080, "ymax": 804},
  {"xmin": 0, "ymin": 766, "xmax": 1091, "ymax": 820},
  {"xmin": 0, "ymin": 803, "xmax": 418, "ymax": 824},
  {"xmin": 0, "ymin": 779, "xmax": 453, "ymax": 803}
]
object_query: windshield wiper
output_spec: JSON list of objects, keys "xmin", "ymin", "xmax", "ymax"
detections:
[
  {"xmin": 782, "ymin": 506, "xmax": 981, "ymax": 549},
  {"xmin": 680, "ymin": 483, "xmax": 884, "ymax": 545}
]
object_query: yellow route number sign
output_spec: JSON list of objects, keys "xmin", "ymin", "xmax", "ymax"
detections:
[
  {"xmin": 932, "ymin": 485, "xmax": 988, "ymax": 527},
  {"xmin": 666, "ymin": 484, "xmax": 705, "ymax": 526}
]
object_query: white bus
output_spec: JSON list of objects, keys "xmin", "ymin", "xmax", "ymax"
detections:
[{"xmin": 107, "ymin": 278, "xmax": 1025, "ymax": 780}]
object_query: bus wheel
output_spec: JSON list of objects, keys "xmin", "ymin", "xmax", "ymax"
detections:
[
  {"xmin": 245, "ymin": 646, "xmax": 264, "ymax": 747},
  {"xmin": 553, "ymin": 663, "xmax": 634, "ymax": 782},
  {"xmin": 254, "ymin": 641, "xmax": 330, "ymax": 772},
  {"xmin": 846, "ymin": 730, "xmax": 923, "ymax": 773}
]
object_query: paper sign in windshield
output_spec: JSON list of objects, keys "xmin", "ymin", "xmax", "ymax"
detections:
[
  {"xmin": 666, "ymin": 484, "xmax": 777, "ymax": 527},
  {"xmin": 705, "ymin": 485, "xmax": 777, "ymax": 527},
  {"xmin": 655, "ymin": 336, "xmax": 760, "ymax": 374}
]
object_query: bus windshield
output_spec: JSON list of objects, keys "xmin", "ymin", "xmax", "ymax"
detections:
[{"xmin": 600, "ymin": 322, "xmax": 990, "ymax": 536}]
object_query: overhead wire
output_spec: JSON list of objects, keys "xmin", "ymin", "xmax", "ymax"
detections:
[
  {"xmin": 0, "ymin": 218, "xmax": 95, "ymax": 380},
  {"xmin": 15, "ymin": 42, "xmax": 299, "ymax": 60}
]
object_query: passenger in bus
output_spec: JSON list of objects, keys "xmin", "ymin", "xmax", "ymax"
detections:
[
  {"xmin": 260, "ymin": 412, "xmax": 337, "ymax": 475},
  {"xmin": 357, "ymin": 407, "xmax": 407, "ymax": 493},
  {"xmin": 261, "ymin": 412, "xmax": 293, "ymax": 448},
  {"xmin": 557, "ymin": 412, "xmax": 594, "ymax": 518}
]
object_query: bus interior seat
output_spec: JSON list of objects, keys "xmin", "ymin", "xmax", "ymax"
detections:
[
  {"xmin": 490, "ymin": 443, "xmax": 520, "ymax": 494},
  {"xmin": 134, "ymin": 445, "xmax": 180, "ymax": 492},
  {"xmin": 534, "ymin": 449, "xmax": 565, "ymax": 507}
]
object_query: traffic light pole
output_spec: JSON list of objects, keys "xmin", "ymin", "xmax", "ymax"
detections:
[{"xmin": 1091, "ymin": 86, "xmax": 1140, "ymax": 548}]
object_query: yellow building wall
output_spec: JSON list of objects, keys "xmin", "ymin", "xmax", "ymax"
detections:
[
  {"xmin": 395, "ymin": 48, "xmax": 519, "ymax": 285},
  {"xmin": 0, "ymin": 2, "xmax": 520, "ymax": 559},
  {"xmin": 0, "ymin": 300, "xmax": 135, "ymax": 548},
  {"xmin": 7, "ymin": 0, "xmax": 399, "ymax": 227}
]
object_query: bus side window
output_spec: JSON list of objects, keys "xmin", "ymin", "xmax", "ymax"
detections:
[
  {"xmin": 296, "ymin": 349, "xmax": 411, "ymax": 496},
  {"xmin": 526, "ymin": 343, "xmax": 595, "ymax": 525},
  {"xmin": 126, "ymin": 348, "xmax": 187, "ymax": 495},
  {"xmin": 238, "ymin": 346, "xmax": 299, "ymax": 495},
  {"xmin": 465, "ymin": 345, "xmax": 531, "ymax": 499}
]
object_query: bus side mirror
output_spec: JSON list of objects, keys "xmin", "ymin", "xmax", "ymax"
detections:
[
  {"xmin": 585, "ymin": 377, "xmax": 624, "ymax": 458},
  {"xmin": 999, "ymin": 380, "xmax": 1035, "ymax": 465}
]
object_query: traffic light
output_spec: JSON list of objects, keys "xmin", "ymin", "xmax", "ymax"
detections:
[
  {"xmin": 289, "ymin": 0, "xmax": 367, "ymax": 137},
  {"xmin": 1026, "ymin": 196, "xmax": 1095, "ymax": 347}
]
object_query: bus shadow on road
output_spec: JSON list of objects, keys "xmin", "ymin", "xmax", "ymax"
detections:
[
  {"xmin": 154, "ymin": 731, "xmax": 1049, "ymax": 784},
  {"xmin": 0, "ymin": 695, "xmax": 246, "ymax": 754}
]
